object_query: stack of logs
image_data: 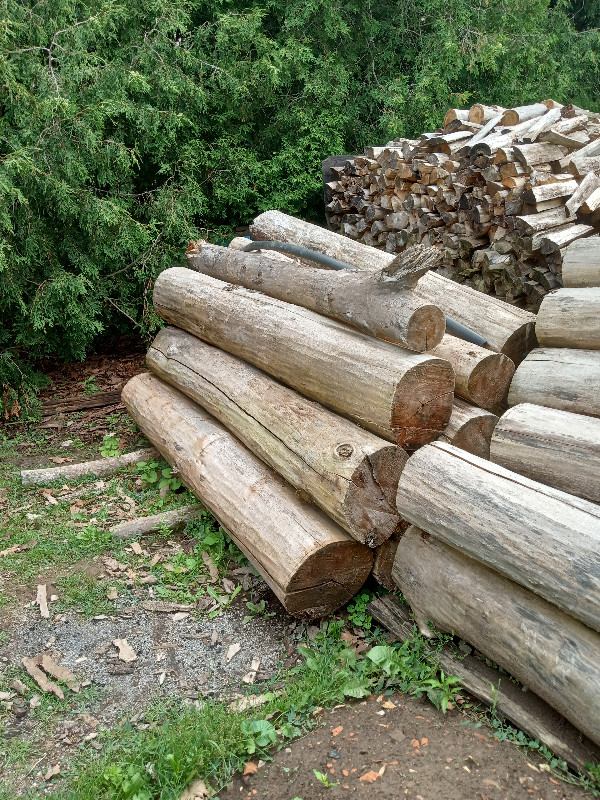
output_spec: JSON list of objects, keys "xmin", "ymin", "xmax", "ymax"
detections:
[
  {"xmin": 325, "ymin": 101, "xmax": 600, "ymax": 310},
  {"xmin": 119, "ymin": 209, "xmax": 600, "ymax": 764}
]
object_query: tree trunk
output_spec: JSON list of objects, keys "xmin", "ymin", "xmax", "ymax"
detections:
[
  {"xmin": 392, "ymin": 527, "xmax": 600, "ymax": 748},
  {"xmin": 121, "ymin": 373, "xmax": 373, "ymax": 619},
  {"xmin": 21, "ymin": 448, "xmax": 157, "ymax": 486},
  {"xmin": 394, "ymin": 441, "xmax": 600, "ymax": 632},
  {"xmin": 490, "ymin": 403, "xmax": 600, "ymax": 504},
  {"xmin": 109, "ymin": 505, "xmax": 200, "ymax": 539},
  {"xmin": 508, "ymin": 347, "xmax": 600, "ymax": 417},
  {"xmin": 185, "ymin": 242, "xmax": 446, "ymax": 352},
  {"xmin": 427, "ymin": 334, "xmax": 514, "ymax": 409},
  {"xmin": 438, "ymin": 399, "xmax": 498, "ymax": 459},
  {"xmin": 536, "ymin": 288, "xmax": 600, "ymax": 349},
  {"xmin": 250, "ymin": 211, "xmax": 537, "ymax": 364},
  {"xmin": 152, "ymin": 268, "xmax": 454, "ymax": 449},
  {"xmin": 147, "ymin": 327, "xmax": 408, "ymax": 546},
  {"xmin": 562, "ymin": 237, "xmax": 600, "ymax": 287}
]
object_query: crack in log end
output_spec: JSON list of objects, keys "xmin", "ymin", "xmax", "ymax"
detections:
[
  {"xmin": 391, "ymin": 356, "xmax": 454, "ymax": 448},
  {"xmin": 404, "ymin": 303, "xmax": 446, "ymax": 353},
  {"xmin": 284, "ymin": 580, "xmax": 356, "ymax": 619},
  {"xmin": 288, "ymin": 540, "xmax": 373, "ymax": 596},
  {"xmin": 467, "ymin": 353, "xmax": 516, "ymax": 410}
]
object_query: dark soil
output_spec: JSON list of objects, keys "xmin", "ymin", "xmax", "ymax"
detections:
[{"xmin": 227, "ymin": 695, "xmax": 590, "ymax": 800}]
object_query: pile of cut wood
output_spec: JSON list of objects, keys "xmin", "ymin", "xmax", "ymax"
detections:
[
  {"xmin": 324, "ymin": 101, "xmax": 600, "ymax": 310},
  {"xmin": 120, "ymin": 209, "xmax": 600, "ymax": 764}
]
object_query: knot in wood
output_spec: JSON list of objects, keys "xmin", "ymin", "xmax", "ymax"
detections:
[{"xmin": 335, "ymin": 443, "xmax": 354, "ymax": 458}]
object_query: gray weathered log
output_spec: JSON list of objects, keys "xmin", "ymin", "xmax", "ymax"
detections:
[
  {"xmin": 122, "ymin": 373, "xmax": 373, "ymax": 618},
  {"xmin": 562, "ymin": 236, "xmax": 600, "ymax": 287},
  {"xmin": 490, "ymin": 403, "xmax": 600, "ymax": 504},
  {"xmin": 501, "ymin": 104, "xmax": 550, "ymax": 127},
  {"xmin": 392, "ymin": 527, "xmax": 600, "ymax": 748},
  {"xmin": 438, "ymin": 399, "xmax": 498, "ymax": 459},
  {"xmin": 395, "ymin": 441, "xmax": 600, "ymax": 632},
  {"xmin": 146, "ymin": 327, "xmax": 408, "ymax": 546},
  {"xmin": 21, "ymin": 448, "xmax": 157, "ymax": 486},
  {"xmin": 109, "ymin": 506, "xmax": 200, "ymax": 539},
  {"xmin": 185, "ymin": 241, "xmax": 446, "ymax": 352},
  {"xmin": 536, "ymin": 287, "xmax": 600, "ymax": 349},
  {"xmin": 152, "ymin": 268, "xmax": 454, "ymax": 449}
]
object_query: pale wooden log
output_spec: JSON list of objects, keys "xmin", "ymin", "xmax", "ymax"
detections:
[
  {"xmin": 152, "ymin": 268, "xmax": 454, "ymax": 449},
  {"xmin": 542, "ymin": 130, "xmax": 589, "ymax": 150},
  {"xmin": 538, "ymin": 223, "xmax": 594, "ymax": 254},
  {"xmin": 185, "ymin": 242, "xmax": 446, "ymax": 352},
  {"xmin": 468, "ymin": 104, "xmax": 505, "ymax": 124},
  {"xmin": 522, "ymin": 179, "xmax": 577, "ymax": 204},
  {"xmin": 369, "ymin": 593, "xmax": 600, "ymax": 775},
  {"xmin": 536, "ymin": 287, "xmax": 600, "ymax": 349},
  {"xmin": 568, "ymin": 155, "xmax": 600, "ymax": 177},
  {"xmin": 501, "ymin": 103, "xmax": 550, "ymax": 126},
  {"xmin": 371, "ymin": 525, "xmax": 407, "ymax": 591},
  {"xmin": 122, "ymin": 373, "xmax": 373, "ymax": 618},
  {"xmin": 443, "ymin": 109, "xmax": 469, "ymax": 128},
  {"xmin": 251, "ymin": 211, "xmax": 536, "ymax": 363},
  {"xmin": 513, "ymin": 142, "xmax": 567, "ymax": 167},
  {"xmin": 570, "ymin": 136, "xmax": 600, "ymax": 160},
  {"xmin": 562, "ymin": 237, "xmax": 600, "ymax": 287},
  {"xmin": 21, "ymin": 448, "xmax": 157, "ymax": 486},
  {"xmin": 509, "ymin": 347, "xmax": 600, "ymax": 417},
  {"xmin": 513, "ymin": 206, "xmax": 567, "ymax": 235},
  {"xmin": 490, "ymin": 403, "xmax": 600, "ymax": 504},
  {"xmin": 427, "ymin": 334, "xmax": 514, "ymax": 409},
  {"xmin": 147, "ymin": 327, "xmax": 408, "ymax": 546},
  {"xmin": 522, "ymin": 106, "xmax": 561, "ymax": 141},
  {"xmin": 565, "ymin": 172, "xmax": 600, "ymax": 217},
  {"xmin": 394, "ymin": 440, "xmax": 600, "ymax": 631},
  {"xmin": 581, "ymin": 187, "xmax": 600, "ymax": 214},
  {"xmin": 438, "ymin": 398, "xmax": 498, "ymax": 459},
  {"xmin": 393, "ymin": 527, "xmax": 600, "ymax": 748},
  {"xmin": 109, "ymin": 505, "xmax": 200, "ymax": 539}
]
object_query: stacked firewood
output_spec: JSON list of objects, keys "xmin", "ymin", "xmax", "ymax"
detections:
[{"xmin": 325, "ymin": 101, "xmax": 600, "ymax": 310}]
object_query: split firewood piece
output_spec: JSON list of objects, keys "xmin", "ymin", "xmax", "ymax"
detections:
[
  {"xmin": 113, "ymin": 639, "xmax": 137, "ymax": 663},
  {"xmin": 109, "ymin": 505, "xmax": 199, "ymax": 539},
  {"xmin": 522, "ymin": 107, "xmax": 562, "ymax": 141},
  {"xmin": 536, "ymin": 288, "xmax": 600, "ymax": 349},
  {"xmin": 513, "ymin": 206, "xmax": 567, "ymax": 235},
  {"xmin": 185, "ymin": 241, "xmax": 446, "ymax": 352},
  {"xmin": 250, "ymin": 211, "xmax": 536, "ymax": 364},
  {"xmin": 152, "ymin": 269, "xmax": 454, "ymax": 449},
  {"xmin": 36, "ymin": 584, "xmax": 49, "ymax": 619},
  {"xmin": 22, "ymin": 657, "xmax": 64, "ymax": 699},
  {"xmin": 509, "ymin": 347, "xmax": 600, "ymax": 418},
  {"xmin": 393, "ymin": 526, "xmax": 600, "ymax": 748},
  {"xmin": 522, "ymin": 179, "xmax": 577, "ymax": 205},
  {"xmin": 427, "ymin": 334, "xmax": 515, "ymax": 409},
  {"xmin": 562, "ymin": 237, "xmax": 600, "ymax": 287},
  {"xmin": 147, "ymin": 328, "xmax": 408, "ymax": 546},
  {"xmin": 513, "ymin": 142, "xmax": 567, "ymax": 167},
  {"xmin": 565, "ymin": 173, "xmax": 600, "ymax": 217},
  {"xmin": 21, "ymin": 448, "xmax": 157, "ymax": 486},
  {"xmin": 122, "ymin": 373, "xmax": 373, "ymax": 619},
  {"xmin": 490, "ymin": 403, "xmax": 600, "ymax": 504},
  {"xmin": 40, "ymin": 655, "xmax": 80, "ymax": 693},
  {"xmin": 567, "ymin": 155, "xmax": 600, "ymax": 177},
  {"xmin": 438, "ymin": 399, "xmax": 498, "ymax": 460},
  {"xmin": 395, "ymin": 441, "xmax": 600, "ymax": 633},
  {"xmin": 537, "ymin": 223, "xmax": 595, "ymax": 254}
]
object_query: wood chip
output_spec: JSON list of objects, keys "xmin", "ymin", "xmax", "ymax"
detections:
[
  {"xmin": 112, "ymin": 639, "xmax": 137, "ymax": 663},
  {"xmin": 222, "ymin": 578, "xmax": 236, "ymax": 594},
  {"xmin": 40, "ymin": 655, "xmax": 80, "ymax": 692},
  {"xmin": 130, "ymin": 542, "xmax": 143, "ymax": 555},
  {"xmin": 242, "ymin": 657, "xmax": 261, "ymax": 684},
  {"xmin": 36, "ymin": 584, "xmax": 49, "ymax": 618},
  {"xmin": 22, "ymin": 657, "xmax": 64, "ymax": 699},
  {"xmin": 359, "ymin": 769, "xmax": 382, "ymax": 783},
  {"xmin": 225, "ymin": 642, "xmax": 241, "ymax": 663},
  {"xmin": 44, "ymin": 764, "xmax": 61, "ymax": 781},
  {"xmin": 178, "ymin": 778, "xmax": 210, "ymax": 800}
]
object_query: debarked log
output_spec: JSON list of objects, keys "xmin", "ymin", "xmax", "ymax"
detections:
[
  {"xmin": 535, "ymin": 287, "xmax": 600, "ymax": 350},
  {"xmin": 152, "ymin": 268, "xmax": 454, "ymax": 449},
  {"xmin": 122, "ymin": 373, "xmax": 373, "ymax": 618},
  {"xmin": 438, "ymin": 399, "xmax": 498, "ymax": 460},
  {"xmin": 393, "ymin": 526, "xmax": 600, "ymax": 748},
  {"xmin": 185, "ymin": 242, "xmax": 445, "ymax": 352},
  {"xmin": 147, "ymin": 327, "xmax": 408, "ymax": 546},
  {"xmin": 395, "ymin": 441, "xmax": 600, "ymax": 632}
]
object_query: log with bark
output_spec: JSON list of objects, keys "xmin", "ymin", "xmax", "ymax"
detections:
[
  {"xmin": 21, "ymin": 447, "xmax": 157, "ymax": 486},
  {"xmin": 146, "ymin": 327, "xmax": 408, "ymax": 546},
  {"xmin": 394, "ymin": 441, "xmax": 600, "ymax": 632},
  {"xmin": 438, "ymin": 399, "xmax": 498, "ymax": 459},
  {"xmin": 508, "ymin": 347, "xmax": 600, "ymax": 417},
  {"xmin": 427, "ymin": 334, "xmax": 514, "ymax": 409},
  {"xmin": 122, "ymin": 373, "xmax": 373, "ymax": 618},
  {"xmin": 185, "ymin": 241, "xmax": 446, "ymax": 352},
  {"xmin": 490, "ymin": 403, "xmax": 600, "ymax": 504},
  {"xmin": 251, "ymin": 210, "xmax": 537, "ymax": 363},
  {"xmin": 391, "ymin": 527, "xmax": 600, "ymax": 749},
  {"xmin": 561, "ymin": 236, "xmax": 600, "ymax": 287},
  {"xmin": 109, "ymin": 505, "xmax": 200, "ymax": 539},
  {"xmin": 535, "ymin": 287, "xmax": 600, "ymax": 349},
  {"xmin": 152, "ymin": 268, "xmax": 455, "ymax": 449}
]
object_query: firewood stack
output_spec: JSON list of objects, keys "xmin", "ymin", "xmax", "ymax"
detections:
[{"xmin": 325, "ymin": 101, "xmax": 600, "ymax": 311}]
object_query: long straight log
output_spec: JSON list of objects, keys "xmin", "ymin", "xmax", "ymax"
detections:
[
  {"xmin": 535, "ymin": 288, "xmax": 600, "ymax": 349},
  {"xmin": 250, "ymin": 211, "xmax": 536, "ymax": 363},
  {"xmin": 122, "ymin": 373, "xmax": 372, "ymax": 618},
  {"xmin": 394, "ymin": 441, "xmax": 600, "ymax": 632},
  {"xmin": 21, "ymin": 448, "xmax": 157, "ymax": 486},
  {"xmin": 146, "ymin": 327, "xmax": 407, "ymax": 546},
  {"xmin": 185, "ymin": 242, "xmax": 446, "ymax": 352},
  {"xmin": 109, "ymin": 505, "xmax": 199, "ymax": 540},
  {"xmin": 438, "ymin": 399, "xmax": 498, "ymax": 459},
  {"xmin": 508, "ymin": 347, "xmax": 600, "ymax": 417},
  {"xmin": 393, "ymin": 526, "xmax": 600, "ymax": 748},
  {"xmin": 152, "ymin": 269, "xmax": 454, "ymax": 449},
  {"xmin": 490, "ymin": 403, "xmax": 600, "ymax": 504},
  {"xmin": 427, "ymin": 334, "xmax": 514, "ymax": 409},
  {"xmin": 561, "ymin": 237, "xmax": 600, "ymax": 287}
]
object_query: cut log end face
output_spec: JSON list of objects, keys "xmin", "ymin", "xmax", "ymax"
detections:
[
  {"xmin": 450, "ymin": 415, "xmax": 497, "ymax": 460},
  {"xmin": 391, "ymin": 360, "xmax": 455, "ymax": 449},
  {"xmin": 468, "ymin": 352, "xmax": 516, "ymax": 410},
  {"xmin": 404, "ymin": 304, "xmax": 447, "ymax": 353}
]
